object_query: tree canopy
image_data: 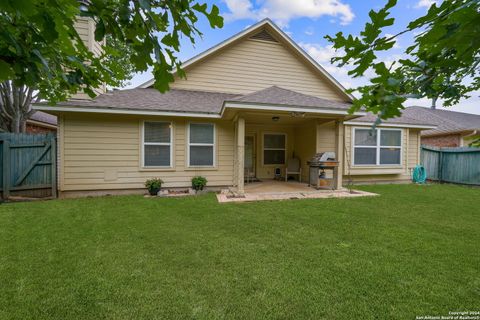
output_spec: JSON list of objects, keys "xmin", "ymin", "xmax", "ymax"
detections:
[
  {"xmin": 326, "ymin": 0, "xmax": 480, "ymax": 123},
  {"xmin": 0, "ymin": 0, "xmax": 223, "ymax": 103}
]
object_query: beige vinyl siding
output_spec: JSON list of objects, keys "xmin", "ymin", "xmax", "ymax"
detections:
[
  {"xmin": 171, "ymin": 39, "xmax": 346, "ymax": 102},
  {"xmin": 408, "ymin": 129, "xmax": 421, "ymax": 167},
  {"xmin": 343, "ymin": 124, "xmax": 413, "ymax": 183},
  {"xmin": 315, "ymin": 120, "xmax": 337, "ymax": 180},
  {"xmin": 316, "ymin": 121, "xmax": 336, "ymax": 153},
  {"xmin": 60, "ymin": 114, "xmax": 234, "ymax": 191},
  {"xmin": 74, "ymin": 18, "xmax": 90, "ymax": 47},
  {"xmin": 73, "ymin": 17, "xmax": 106, "ymax": 98}
]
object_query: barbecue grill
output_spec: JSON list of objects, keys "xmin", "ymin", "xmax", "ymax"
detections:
[{"xmin": 307, "ymin": 152, "xmax": 339, "ymax": 189}]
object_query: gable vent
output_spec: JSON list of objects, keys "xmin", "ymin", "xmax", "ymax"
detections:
[{"xmin": 250, "ymin": 29, "xmax": 278, "ymax": 43}]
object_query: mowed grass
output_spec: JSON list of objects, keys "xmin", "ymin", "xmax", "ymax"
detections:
[{"xmin": 0, "ymin": 184, "xmax": 479, "ymax": 319}]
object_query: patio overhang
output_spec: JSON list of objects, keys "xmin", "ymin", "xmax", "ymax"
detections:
[{"xmin": 222, "ymin": 101, "xmax": 366, "ymax": 118}]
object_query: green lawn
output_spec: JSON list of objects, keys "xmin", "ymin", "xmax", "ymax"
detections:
[{"xmin": 0, "ymin": 184, "xmax": 479, "ymax": 319}]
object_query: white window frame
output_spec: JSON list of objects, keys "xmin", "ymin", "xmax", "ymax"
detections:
[
  {"xmin": 187, "ymin": 122, "xmax": 216, "ymax": 168},
  {"xmin": 142, "ymin": 121, "xmax": 173, "ymax": 168},
  {"xmin": 352, "ymin": 127, "xmax": 402, "ymax": 166},
  {"xmin": 262, "ymin": 132, "xmax": 287, "ymax": 166}
]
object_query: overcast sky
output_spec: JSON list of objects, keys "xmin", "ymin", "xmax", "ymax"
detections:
[{"xmin": 128, "ymin": 0, "xmax": 480, "ymax": 115}]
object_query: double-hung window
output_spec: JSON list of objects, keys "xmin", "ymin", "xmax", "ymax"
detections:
[
  {"xmin": 143, "ymin": 122, "xmax": 172, "ymax": 167},
  {"xmin": 188, "ymin": 123, "xmax": 215, "ymax": 167},
  {"xmin": 353, "ymin": 128, "xmax": 402, "ymax": 166},
  {"xmin": 263, "ymin": 133, "xmax": 286, "ymax": 165}
]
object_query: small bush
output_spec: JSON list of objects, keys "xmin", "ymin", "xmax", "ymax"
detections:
[
  {"xmin": 145, "ymin": 178, "xmax": 164, "ymax": 195},
  {"xmin": 191, "ymin": 176, "xmax": 208, "ymax": 191}
]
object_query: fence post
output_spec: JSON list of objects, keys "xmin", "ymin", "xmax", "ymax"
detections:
[
  {"xmin": 51, "ymin": 137, "xmax": 57, "ymax": 198},
  {"xmin": 2, "ymin": 140, "xmax": 10, "ymax": 199},
  {"xmin": 438, "ymin": 149, "xmax": 443, "ymax": 183}
]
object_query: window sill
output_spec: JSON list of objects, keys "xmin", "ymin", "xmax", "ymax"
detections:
[
  {"xmin": 139, "ymin": 167, "xmax": 176, "ymax": 172},
  {"xmin": 348, "ymin": 166, "xmax": 406, "ymax": 175},
  {"xmin": 351, "ymin": 165, "xmax": 403, "ymax": 169},
  {"xmin": 185, "ymin": 167, "xmax": 218, "ymax": 171}
]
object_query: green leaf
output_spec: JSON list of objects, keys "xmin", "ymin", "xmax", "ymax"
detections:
[
  {"xmin": 0, "ymin": 60, "xmax": 15, "ymax": 81},
  {"xmin": 95, "ymin": 19, "xmax": 105, "ymax": 42}
]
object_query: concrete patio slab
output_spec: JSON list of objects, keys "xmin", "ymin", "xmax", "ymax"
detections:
[{"xmin": 217, "ymin": 180, "xmax": 378, "ymax": 203}]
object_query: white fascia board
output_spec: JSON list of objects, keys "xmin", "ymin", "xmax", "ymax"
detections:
[
  {"xmin": 344, "ymin": 121, "xmax": 437, "ymax": 129},
  {"xmin": 32, "ymin": 105, "xmax": 221, "ymax": 118},
  {"xmin": 26, "ymin": 119, "xmax": 58, "ymax": 129},
  {"xmin": 222, "ymin": 102, "xmax": 366, "ymax": 116}
]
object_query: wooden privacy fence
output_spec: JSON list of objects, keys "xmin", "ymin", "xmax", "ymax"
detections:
[
  {"xmin": 421, "ymin": 145, "xmax": 480, "ymax": 185},
  {"xmin": 0, "ymin": 133, "xmax": 57, "ymax": 199}
]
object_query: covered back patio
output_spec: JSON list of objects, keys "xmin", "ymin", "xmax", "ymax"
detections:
[
  {"xmin": 227, "ymin": 110, "xmax": 346, "ymax": 195},
  {"xmin": 218, "ymin": 85, "xmax": 367, "ymax": 197}
]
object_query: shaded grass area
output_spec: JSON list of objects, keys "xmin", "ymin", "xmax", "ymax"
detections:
[{"xmin": 0, "ymin": 184, "xmax": 479, "ymax": 319}]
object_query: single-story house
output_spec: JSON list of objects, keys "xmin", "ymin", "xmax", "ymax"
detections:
[
  {"xmin": 35, "ymin": 19, "xmax": 436, "ymax": 198},
  {"xmin": 27, "ymin": 111, "xmax": 58, "ymax": 134},
  {"xmin": 402, "ymin": 106, "xmax": 480, "ymax": 147}
]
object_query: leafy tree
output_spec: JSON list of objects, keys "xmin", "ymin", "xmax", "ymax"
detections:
[
  {"xmin": 0, "ymin": 82, "xmax": 38, "ymax": 132},
  {"xmin": 326, "ymin": 0, "xmax": 479, "ymax": 145},
  {"xmin": 0, "ymin": 0, "xmax": 223, "ymax": 132}
]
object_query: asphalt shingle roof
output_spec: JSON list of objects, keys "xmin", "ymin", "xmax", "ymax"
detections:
[
  {"xmin": 58, "ymin": 88, "xmax": 240, "ymax": 114},
  {"xmin": 29, "ymin": 111, "xmax": 58, "ymax": 125},
  {"xmin": 402, "ymin": 106, "xmax": 480, "ymax": 136},
  {"xmin": 229, "ymin": 86, "xmax": 352, "ymax": 110},
  {"xmin": 52, "ymin": 87, "xmax": 480, "ymax": 133},
  {"xmin": 351, "ymin": 111, "xmax": 435, "ymax": 127},
  {"xmin": 54, "ymin": 86, "xmax": 353, "ymax": 114}
]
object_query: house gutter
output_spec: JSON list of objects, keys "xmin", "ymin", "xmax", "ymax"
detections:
[
  {"xmin": 33, "ymin": 102, "xmax": 366, "ymax": 118},
  {"xmin": 343, "ymin": 120, "xmax": 437, "ymax": 130}
]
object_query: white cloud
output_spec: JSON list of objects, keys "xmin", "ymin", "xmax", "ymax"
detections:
[
  {"xmin": 223, "ymin": 0, "xmax": 257, "ymax": 21},
  {"xmin": 405, "ymin": 91, "xmax": 480, "ymax": 115},
  {"xmin": 415, "ymin": 0, "xmax": 437, "ymax": 9},
  {"xmin": 304, "ymin": 27, "xmax": 314, "ymax": 36},
  {"xmin": 222, "ymin": 0, "xmax": 355, "ymax": 26},
  {"xmin": 300, "ymin": 42, "xmax": 367, "ymax": 90},
  {"xmin": 295, "ymin": 41, "xmax": 480, "ymax": 116}
]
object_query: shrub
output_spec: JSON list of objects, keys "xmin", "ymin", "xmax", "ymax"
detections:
[
  {"xmin": 191, "ymin": 176, "xmax": 208, "ymax": 191},
  {"xmin": 145, "ymin": 178, "xmax": 164, "ymax": 195}
]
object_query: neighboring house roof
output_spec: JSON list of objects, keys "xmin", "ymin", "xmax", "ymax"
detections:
[
  {"xmin": 402, "ymin": 107, "xmax": 480, "ymax": 136},
  {"xmin": 138, "ymin": 18, "xmax": 353, "ymax": 102},
  {"xmin": 28, "ymin": 111, "xmax": 58, "ymax": 127},
  {"xmin": 38, "ymin": 86, "xmax": 354, "ymax": 116}
]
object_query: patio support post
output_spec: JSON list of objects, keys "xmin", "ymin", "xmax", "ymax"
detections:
[
  {"xmin": 236, "ymin": 117, "xmax": 245, "ymax": 194},
  {"xmin": 334, "ymin": 120, "xmax": 344, "ymax": 189}
]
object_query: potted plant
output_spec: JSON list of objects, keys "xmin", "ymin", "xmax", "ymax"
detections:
[
  {"xmin": 191, "ymin": 176, "xmax": 208, "ymax": 193},
  {"xmin": 145, "ymin": 178, "xmax": 164, "ymax": 196}
]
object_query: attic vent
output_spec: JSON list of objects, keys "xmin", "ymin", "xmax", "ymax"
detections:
[{"xmin": 250, "ymin": 30, "xmax": 278, "ymax": 43}]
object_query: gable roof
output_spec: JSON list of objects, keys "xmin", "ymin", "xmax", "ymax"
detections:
[
  {"xmin": 402, "ymin": 107, "xmax": 480, "ymax": 136},
  {"xmin": 138, "ymin": 19, "xmax": 353, "ymax": 101},
  {"xmin": 230, "ymin": 86, "xmax": 351, "ymax": 110},
  {"xmin": 34, "ymin": 86, "xmax": 356, "ymax": 117}
]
